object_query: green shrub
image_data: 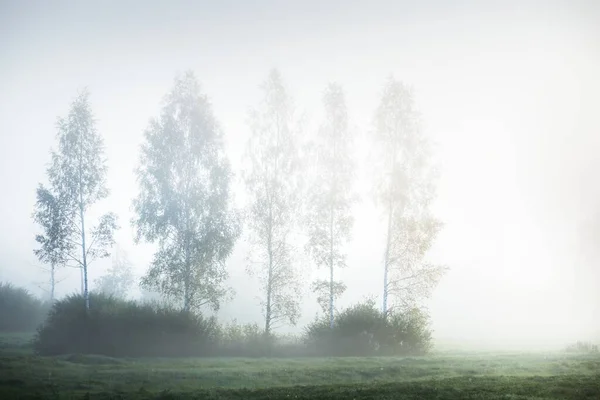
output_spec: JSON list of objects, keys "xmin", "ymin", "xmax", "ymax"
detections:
[
  {"xmin": 0, "ymin": 282, "xmax": 50, "ymax": 332},
  {"xmin": 305, "ymin": 300, "xmax": 384, "ymax": 356},
  {"xmin": 217, "ymin": 321, "xmax": 271, "ymax": 357},
  {"xmin": 305, "ymin": 299, "xmax": 432, "ymax": 356},
  {"xmin": 33, "ymin": 293, "xmax": 219, "ymax": 357},
  {"xmin": 32, "ymin": 294, "xmax": 432, "ymax": 358},
  {"xmin": 216, "ymin": 321, "xmax": 308, "ymax": 357},
  {"xmin": 380, "ymin": 307, "xmax": 433, "ymax": 355}
]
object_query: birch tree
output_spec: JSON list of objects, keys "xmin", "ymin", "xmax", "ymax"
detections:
[
  {"xmin": 305, "ymin": 83, "xmax": 356, "ymax": 328},
  {"xmin": 32, "ymin": 187, "xmax": 70, "ymax": 302},
  {"xmin": 133, "ymin": 71, "xmax": 240, "ymax": 312},
  {"xmin": 244, "ymin": 69, "xmax": 304, "ymax": 336},
  {"xmin": 371, "ymin": 77, "xmax": 445, "ymax": 315},
  {"xmin": 34, "ymin": 90, "xmax": 118, "ymax": 310}
]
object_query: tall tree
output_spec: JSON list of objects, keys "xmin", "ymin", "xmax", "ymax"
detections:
[
  {"xmin": 133, "ymin": 71, "xmax": 239, "ymax": 313},
  {"xmin": 94, "ymin": 244, "xmax": 134, "ymax": 299},
  {"xmin": 244, "ymin": 69, "xmax": 304, "ymax": 336},
  {"xmin": 371, "ymin": 77, "xmax": 445, "ymax": 316},
  {"xmin": 34, "ymin": 90, "xmax": 118, "ymax": 310},
  {"xmin": 305, "ymin": 83, "xmax": 356, "ymax": 328}
]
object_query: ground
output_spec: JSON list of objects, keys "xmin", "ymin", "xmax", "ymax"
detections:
[{"xmin": 1, "ymin": 333, "xmax": 599, "ymax": 399}]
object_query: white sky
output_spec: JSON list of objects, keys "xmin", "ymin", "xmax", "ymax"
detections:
[{"xmin": 1, "ymin": 0, "xmax": 599, "ymax": 350}]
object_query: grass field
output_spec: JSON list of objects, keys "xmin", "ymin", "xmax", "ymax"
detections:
[{"xmin": 1, "ymin": 333, "xmax": 599, "ymax": 399}]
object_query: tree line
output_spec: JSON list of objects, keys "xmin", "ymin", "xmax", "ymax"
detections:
[{"xmin": 32, "ymin": 69, "xmax": 446, "ymax": 335}]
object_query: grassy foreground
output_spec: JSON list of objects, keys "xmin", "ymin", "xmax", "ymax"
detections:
[{"xmin": 1, "ymin": 334, "xmax": 599, "ymax": 399}]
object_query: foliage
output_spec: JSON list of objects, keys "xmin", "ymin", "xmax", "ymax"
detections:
[
  {"xmin": 32, "ymin": 293, "xmax": 307, "ymax": 358},
  {"xmin": 33, "ymin": 293, "xmax": 219, "ymax": 357},
  {"xmin": 34, "ymin": 90, "xmax": 118, "ymax": 310},
  {"xmin": 217, "ymin": 321, "xmax": 272, "ymax": 357},
  {"xmin": 371, "ymin": 77, "xmax": 446, "ymax": 314},
  {"xmin": 133, "ymin": 71, "xmax": 240, "ymax": 312},
  {"xmin": 0, "ymin": 282, "xmax": 50, "ymax": 332},
  {"xmin": 382, "ymin": 307, "xmax": 433, "ymax": 355},
  {"xmin": 311, "ymin": 279, "xmax": 347, "ymax": 315},
  {"xmin": 244, "ymin": 69, "xmax": 305, "ymax": 335},
  {"xmin": 217, "ymin": 321, "xmax": 307, "ymax": 358},
  {"xmin": 94, "ymin": 245, "xmax": 135, "ymax": 299},
  {"xmin": 305, "ymin": 299, "xmax": 432, "ymax": 356},
  {"xmin": 305, "ymin": 83, "xmax": 356, "ymax": 328},
  {"xmin": 32, "ymin": 187, "xmax": 71, "ymax": 302}
]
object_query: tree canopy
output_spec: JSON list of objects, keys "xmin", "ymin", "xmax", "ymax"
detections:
[{"xmin": 133, "ymin": 71, "xmax": 240, "ymax": 312}]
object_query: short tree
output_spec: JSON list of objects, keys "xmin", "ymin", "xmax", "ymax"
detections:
[
  {"xmin": 305, "ymin": 83, "xmax": 356, "ymax": 328},
  {"xmin": 244, "ymin": 69, "xmax": 304, "ymax": 336},
  {"xmin": 133, "ymin": 71, "xmax": 240, "ymax": 312},
  {"xmin": 33, "ymin": 188, "xmax": 70, "ymax": 302},
  {"xmin": 34, "ymin": 90, "xmax": 118, "ymax": 310},
  {"xmin": 371, "ymin": 77, "xmax": 446, "ymax": 315}
]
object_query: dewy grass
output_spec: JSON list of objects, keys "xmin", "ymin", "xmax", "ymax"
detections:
[{"xmin": 1, "ymin": 333, "xmax": 599, "ymax": 399}]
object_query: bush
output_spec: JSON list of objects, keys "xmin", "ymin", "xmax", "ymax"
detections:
[
  {"xmin": 32, "ymin": 294, "xmax": 433, "ymax": 358},
  {"xmin": 305, "ymin": 299, "xmax": 432, "ymax": 356},
  {"xmin": 33, "ymin": 293, "xmax": 219, "ymax": 357},
  {"xmin": 216, "ymin": 321, "xmax": 309, "ymax": 357},
  {"xmin": 381, "ymin": 308, "xmax": 433, "ymax": 355},
  {"xmin": 0, "ymin": 282, "xmax": 50, "ymax": 332},
  {"xmin": 564, "ymin": 341, "xmax": 599, "ymax": 354},
  {"xmin": 305, "ymin": 300, "xmax": 383, "ymax": 356},
  {"xmin": 217, "ymin": 321, "xmax": 271, "ymax": 357}
]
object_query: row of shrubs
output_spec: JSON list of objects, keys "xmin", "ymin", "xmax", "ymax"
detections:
[
  {"xmin": 33, "ymin": 294, "xmax": 433, "ymax": 357},
  {"xmin": 1, "ymin": 282, "xmax": 433, "ymax": 357}
]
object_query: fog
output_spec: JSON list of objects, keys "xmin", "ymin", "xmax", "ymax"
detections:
[{"xmin": 1, "ymin": 0, "xmax": 599, "ymax": 351}]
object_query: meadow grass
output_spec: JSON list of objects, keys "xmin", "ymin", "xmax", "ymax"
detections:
[{"xmin": 1, "ymin": 333, "xmax": 599, "ymax": 399}]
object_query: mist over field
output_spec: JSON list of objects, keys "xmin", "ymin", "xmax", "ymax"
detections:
[{"xmin": 1, "ymin": 0, "xmax": 599, "ymax": 358}]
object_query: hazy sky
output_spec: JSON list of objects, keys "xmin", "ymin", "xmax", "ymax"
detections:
[{"xmin": 1, "ymin": 0, "xmax": 599, "ymax": 349}]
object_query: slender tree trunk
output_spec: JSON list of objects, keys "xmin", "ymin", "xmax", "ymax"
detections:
[
  {"xmin": 182, "ymin": 183, "xmax": 192, "ymax": 313},
  {"xmin": 51, "ymin": 265, "xmax": 55, "ymax": 302},
  {"xmin": 183, "ymin": 269, "xmax": 190, "ymax": 312},
  {"xmin": 183, "ymin": 232, "xmax": 191, "ymax": 312},
  {"xmin": 80, "ymin": 199, "xmax": 89, "ymax": 311},
  {"xmin": 329, "ymin": 202, "xmax": 334, "ymax": 329},
  {"xmin": 50, "ymin": 263, "xmax": 56, "ymax": 302},
  {"xmin": 265, "ymin": 114, "xmax": 281, "ymax": 338},
  {"xmin": 78, "ymin": 131, "xmax": 89, "ymax": 311},
  {"xmin": 79, "ymin": 266, "xmax": 84, "ymax": 295},
  {"xmin": 383, "ymin": 197, "xmax": 393, "ymax": 317},
  {"xmin": 329, "ymin": 131, "xmax": 338, "ymax": 329},
  {"xmin": 382, "ymin": 143, "xmax": 397, "ymax": 318},
  {"xmin": 265, "ymin": 216, "xmax": 273, "ymax": 336}
]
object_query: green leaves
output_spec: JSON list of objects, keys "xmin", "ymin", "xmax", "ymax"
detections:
[
  {"xmin": 305, "ymin": 83, "xmax": 356, "ymax": 326},
  {"xmin": 311, "ymin": 279, "xmax": 347, "ymax": 315},
  {"xmin": 244, "ymin": 69, "xmax": 304, "ymax": 333},
  {"xmin": 33, "ymin": 185, "xmax": 74, "ymax": 268},
  {"xmin": 133, "ymin": 71, "xmax": 240, "ymax": 312},
  {"xmin": 51, "ymin": 91, "xmax": 109, "ymax": 209},
  {"xmin": 87, "ymin": 213, "xmax": 119, "ymax": 260},
  {"xmin": 372, "ymin": 77, "xmax": 446, "ymax": 313},
  {"xmin": 33, "ymin": 90, "xmax": 117, "ymax": 307}
]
